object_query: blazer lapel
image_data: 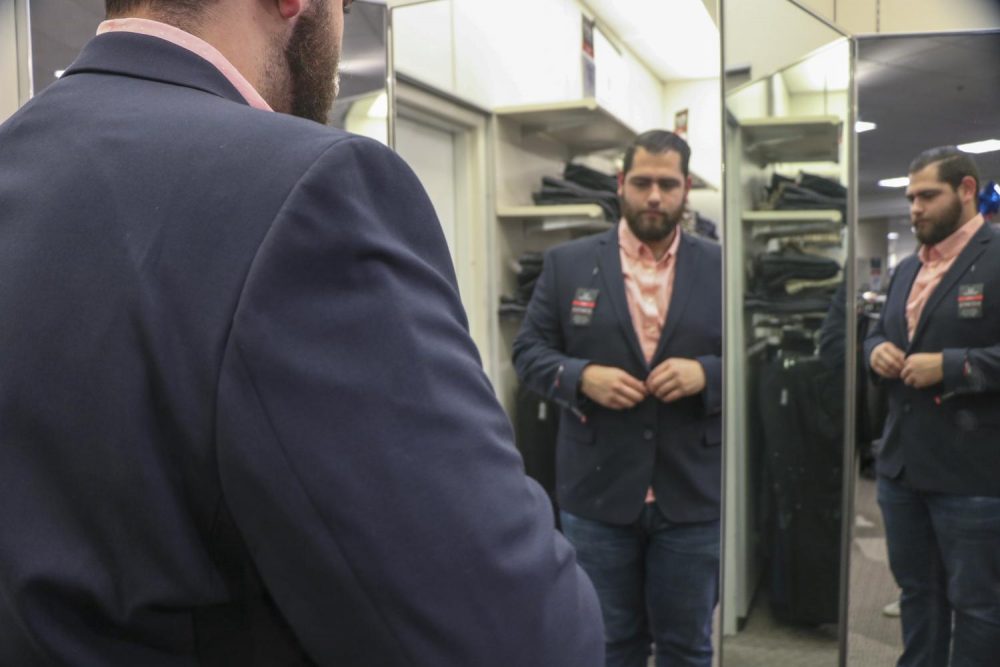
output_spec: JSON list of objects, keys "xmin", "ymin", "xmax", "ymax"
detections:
[
  {"xmin": 596, "ymin": 226, "xmax": 647, "ymax": 369},
  {"xmin": 909, "ymin": 222, "xmax": 992, "ymax": 349},
  {"xmin": 652, "ymin": 232, "xmax": 696, "ymax": 363},
  {"xmin": 890, "ymin": 258, "xmax": 921, "ymax": 349}
]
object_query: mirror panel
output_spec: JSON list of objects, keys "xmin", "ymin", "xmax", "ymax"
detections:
[
  {"xmin": 848, "ymin": 29, "xmax": 1000, "ymax": 665},
  {"xmin": 722, "ymin": 1, "xmax": 852, "ymax": 664}
]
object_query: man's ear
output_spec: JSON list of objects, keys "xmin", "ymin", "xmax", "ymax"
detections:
[
  {"xmin": 617, "ymin": 172, "xmax": 625, "ymax": 197},
  {"xmin": 960, "ymin": 174, "xmax": 978, "ymax": 202},
  {"xmin": 276, "ymin": 0, "xmax": 305, "ymax": 20}
]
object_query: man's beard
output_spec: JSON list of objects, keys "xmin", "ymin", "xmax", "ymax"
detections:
[
  {"xmin": 914, "ymin": 196, "xmax": 963, "ymax": 246},
  {"xmin": 283, "ymin": 0, "xmax": 340, "ymax": 124},
  {"xmin": 622, "ymin": 198, "xmax": 683, "ymax": 244}
]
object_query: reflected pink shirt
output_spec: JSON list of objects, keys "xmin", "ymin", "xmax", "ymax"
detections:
[
  {"xmin": 619, "ymin": 221, "xmax": 681, "ymax": 364},
  {"xmin": 97, "ymin": 18, "xmax": 273, "ymax": 112},
  {"xmin": 619, "ymin": 222, "xmax": 680, "ymax": 505},
  {"xmin": 905, "ymin": 213, "xmax": 984, "ymax": 340}
]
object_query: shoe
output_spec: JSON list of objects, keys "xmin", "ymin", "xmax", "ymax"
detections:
[{"xmin": 882, "ymin": 600, "xmax": 901, "ymax": 617}]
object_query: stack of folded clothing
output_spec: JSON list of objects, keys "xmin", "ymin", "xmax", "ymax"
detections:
[
  {"xmin": 762, "ymin": 171, "xmax": 847, "ymax": 221},
  {"xmin": 499, "ymin": 252, "xmax": 545, "ymax": 318},
  {"xmin": 746, "ymin": 247, "xmax": 841, "ymax": 314},
  {"xmin": 532, "ymin": 161, "xmax": 620, "ymax": 222}
]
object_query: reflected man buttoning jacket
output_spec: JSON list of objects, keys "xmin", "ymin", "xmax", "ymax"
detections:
[
  {"xmin": 514, "ymin": 130, "xmax": 723, "ymax": 667},
  {"xmin": 864, "ymin": 146, "xmax": 1000, "ymax": 667}
]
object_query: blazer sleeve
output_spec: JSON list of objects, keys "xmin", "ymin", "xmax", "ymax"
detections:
[
  {"xmin": 511, "ymin": 250, "xmax": 591, "ymax": 410},
  {"xmin": 215, "ymin": 136, "xmax": 603, "ymax": 666},
  {"xmin": 942, "ymin": 344, "xmax": 1000, "ymax": 394}
]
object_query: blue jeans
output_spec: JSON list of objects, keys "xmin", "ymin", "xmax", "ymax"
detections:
[
  {"xmin": 560, "ymin": 505, "xmax": 719, "ymax": 667},
  {"xmin": 878, "ymin": 475, "xmax": 1000, "ymax": 667}
]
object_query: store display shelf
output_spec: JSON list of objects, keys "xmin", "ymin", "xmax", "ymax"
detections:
[
  {"xmin": 497, "ymin": 204, "xmax": 611, "ymax": 232},
  {"xmin": 743, "ymin": 209, "xmax": 842, "ymax": 225},
  {"xmin": 740, "ymin": 116, "xmax": 842, "ymax": 165},
  {"xmin": 494, "ymin": 99, "xmax": 636, "ymax": 155}
]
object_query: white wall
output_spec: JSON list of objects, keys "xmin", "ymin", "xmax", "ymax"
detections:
[
  {"xmin": 724, "ymin": 0, "xmax": 844, "ymax": 85},
  {"xmin": 395, "ymin": 0, "xmax": 669, "ymax": 132},
  {"xmin": 664, "ymin": 77, "xmax": 722, "ymax": 188}
]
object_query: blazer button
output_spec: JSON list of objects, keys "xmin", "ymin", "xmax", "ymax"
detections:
[
  {"xmin": 903, "ymin": 402, "xmax": 912, "ymax": 414},
  {"xmin": 643, "ymin": 429, "xmax": 655, "ymax": 440}
]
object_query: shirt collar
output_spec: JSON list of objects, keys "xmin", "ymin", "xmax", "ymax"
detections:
[
  {"xmin": 97, "ymin": 18, "xmax": 273, "ymax": 112},
  {"xmin": 918, "ymin": 213, "xmax": 984, "ymax": 264},
  {"xmin": 618, "ymin": 218, "xmax": 681, "ymax": 264}
]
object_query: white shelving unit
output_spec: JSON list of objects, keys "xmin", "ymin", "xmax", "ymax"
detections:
[
  {"xmin": 490, "ymin": 100, "xmax": 636, "ymax": 415},
  {"xmin": 740, "ymin": 116, "xmax": 842, "ymax": 165}
]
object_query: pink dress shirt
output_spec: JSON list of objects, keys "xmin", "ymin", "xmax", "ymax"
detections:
[
  {"xmin": 906, "ymin": 214, "xmax": 984, "ymax": 340},
  {"xmin": 97, "ymin": 18, "xmax": 273, "ymax": 112},
  {"xmin": 618, "ymin": 221, "xmax": 681, "ymax": 364},
  {"xmin": 618, "ymin": 221, "xmax": 681, "ymax": 504}
]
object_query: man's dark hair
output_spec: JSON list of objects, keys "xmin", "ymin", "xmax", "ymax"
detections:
[
  {"xmin": 908, "ymin": 145, "xmax": 980, "ymax": 192},
  {"xmin": 622, "ymin": 130, "xmax": 691, "ymax": 177},
  {"xmin": 106, "ymin": 1, "xmax": 209, "ymax": 21}
]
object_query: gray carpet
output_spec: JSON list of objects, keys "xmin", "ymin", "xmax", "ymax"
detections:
[{"xmin": 719, "ymin": 474, "xmax": 903, "ymax": 666}]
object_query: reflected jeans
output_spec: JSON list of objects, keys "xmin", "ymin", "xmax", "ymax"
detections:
[
  {"xmin": 560, "ymin": 505, "xmax": 719, "ymax": 667},
  {"xmin": 877, "ymin": 475, "xmax": 1000, "ymax": 667}
]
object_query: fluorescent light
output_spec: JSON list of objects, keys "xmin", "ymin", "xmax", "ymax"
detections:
[
  {"xmin": 958, "ymin": 139, "xmax": 1000, "ymax": 154},
  {"xmin": 879, "ymin": 177, "xmax": 910, "ymax": 188},
  {"xmin": 855, "ymin": 121, "xmax": 877, "ymax": 133},
  {"xmin": 887, "ymin": 232, "xmax": 900, "ymax": 240}
]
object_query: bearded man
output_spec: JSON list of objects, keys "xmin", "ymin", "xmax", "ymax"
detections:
[
  {"xmin": 0, "ymin": 1, "xmax": 604, "ymax": 664},
  {"xmin": 865, "ymin": 146, "xmax": 1000, "ymax": 667},
  {"xmin": 514, "ymin": 130, "xmax": 723, "ymax": 667}
]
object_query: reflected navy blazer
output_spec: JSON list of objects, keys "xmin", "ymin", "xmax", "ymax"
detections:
[
  {"xmin": 0, "ymin": 33, "xmax": 603, "ymax": 666},
  {"xmin": 512, "ymin": 226, "xmax": 723, "ymax": 525},
  {"xmin": 864, "ymin": 221, "xmax": 1000, "ymax": 496}
]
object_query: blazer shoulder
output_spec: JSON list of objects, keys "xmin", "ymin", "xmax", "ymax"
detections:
[{"xmin": 545, "ymin": 228, "xmax": 611, "ymax": 260}]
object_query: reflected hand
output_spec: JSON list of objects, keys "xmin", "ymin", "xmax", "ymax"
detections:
[
  {"xmin": 646, "ymin": 358, "xmax": 706, "ymax": 403},
  {"xmin": 580, "ymin": 364, "xmax": 648, "ymax": 410},
  {"xmin": 870, "ymin": 342, "xmax": 905, "ymax": 379},
  {"xmin": 900, "ymin": 353, "xmax": 943, "ymax": 389}
]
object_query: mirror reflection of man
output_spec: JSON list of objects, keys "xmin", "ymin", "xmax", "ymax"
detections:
[
  {"xmin": 513, "ymin": 131, "xmax": 722, "ymax": 667},
  {"xmin": 0, "ymin": 1, "xmax": 606, "ymax": 664},
  {"xmin": 865, "ymin": 146, "xmax": 1000, "ymax": 666}
]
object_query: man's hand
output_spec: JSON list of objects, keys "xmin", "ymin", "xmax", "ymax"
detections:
[
  {"xmin": 580, "ymin": 364, "xmax": 648, "ymax": 410},
  {"xmin": 646, "ymin": 358, "xmax": 706, "ymax": 403},
  {"xmin": 901, "ymin": 352, "xmax": 944, "ymax": 389},
  {"xmin": 870, "ymin": 342, "xmax": 905, "ymax": 379}
]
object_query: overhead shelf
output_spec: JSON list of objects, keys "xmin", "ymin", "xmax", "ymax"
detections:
[
  {"xmin": 740, "ymin": 116, "xmax": 842, "ymax": 165},
  {"xmin": 497, "ymin": 203, "xmax": 612, "ymax": 233},
  {"xmin": 743, "ymin": 210, "xmax": 843, "ymax": 224},
  {"xmin": 494, "ymin": 99, "xmax": 637, "ymax": 155}
]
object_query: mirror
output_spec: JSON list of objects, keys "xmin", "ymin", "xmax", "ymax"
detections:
[
  {"xmin": 390, "ymin": 2, "xmax": 726, "ymax": 665},
  {"xmin": 721, "ymin": 1, "xmax": 853, "ymax": 664},
  {"xmin": 848, "ymin": 29, "xmax": 1000, "ymax": 665}
]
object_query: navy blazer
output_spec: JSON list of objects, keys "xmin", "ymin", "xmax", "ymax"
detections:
[
  {"xmin": 864, "ymin": 221, "xmax": 1000, "ymax": 496},
  {"xmin": 512, "ymin": 226, "xmax": 723, "ymax": 525},
  {"xmin": 0, "ymin": 33, "xmax": 603, "ymax": 665}
]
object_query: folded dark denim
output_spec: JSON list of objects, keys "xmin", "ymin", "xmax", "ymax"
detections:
[
  {"xmin": 533, "ymin": 176, "xmax": 620, "ymax": 221},
  {"xmin": 754, "ymin": 251, "xmax": 841, "ymax": 292},
  {"xmin": 744, "ymin": 291, "xmax": 834, "ymax": 314},
  {"xmin": 564, "ymin": 162, "xmax": 617, "ymax": 193}
]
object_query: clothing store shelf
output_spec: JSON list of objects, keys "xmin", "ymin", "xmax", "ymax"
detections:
[
  {"xmin": 494, "ymin": 99, "xmax": 636, "ymax": 155},
  {"xmin": 743, "ymin": 210, "xmax": 842, "ymax": 224},
  {"xmin": 497, "ymin": 204, "xmax": 612, "ymax": 232},
  {"xmin": 740, "ymin": 116, "xmax": 842, "ymax": 165}
]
